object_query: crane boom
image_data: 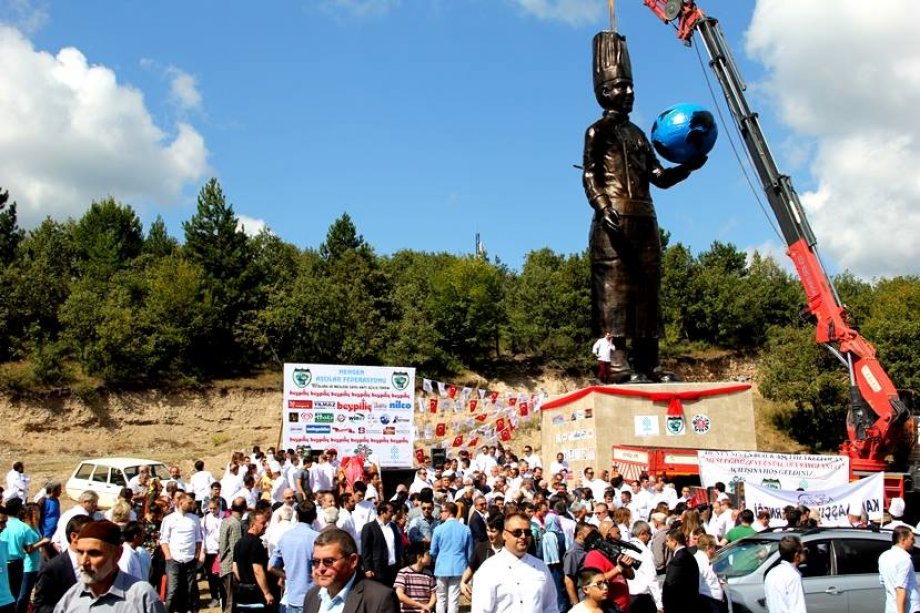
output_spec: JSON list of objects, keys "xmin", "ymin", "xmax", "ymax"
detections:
[{"xmin": 643, "ymin": 0, "xmax": 912, "ymax": 472}]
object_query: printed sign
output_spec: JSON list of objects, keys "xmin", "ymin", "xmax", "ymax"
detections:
[
  {"xmin": 698, "ymin": 450, "xmax": 850, "ymax": 492},
  {"xmin": 634, "ymin": 415, "xmax": 660, "ymax": 437},
  {"xmin": 745, "ymin": 473, "xmax": 883, "ymax": 527},
  {"xmin": 281, "ymin": 363, "xmax": 416, "ymax": 468}
]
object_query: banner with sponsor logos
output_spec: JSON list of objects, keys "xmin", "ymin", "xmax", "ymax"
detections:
[
  {"xmin": 698, "ymin": 450, "xmax": 849, "ymax": 493},
  {"xmin": 744, "ymin": 472, "xmax": 883, "ymax": 527},
  {"xmin": 282, "ymin": 364, "xmax": 416, "ymax": 469}
]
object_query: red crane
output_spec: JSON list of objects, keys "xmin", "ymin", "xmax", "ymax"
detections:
[{"xmin": 643, "ymin": 0, "xmax": 914, "ymax": 474}]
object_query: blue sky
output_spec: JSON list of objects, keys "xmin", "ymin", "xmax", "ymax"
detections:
[{"xmin": 0, "ymin": 0, "xmax": 917, "ymax": 278}]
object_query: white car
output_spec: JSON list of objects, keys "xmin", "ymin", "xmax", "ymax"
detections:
[{"xmin": 65, "ymin": 457, "xmax": 169, "ymax": 508}]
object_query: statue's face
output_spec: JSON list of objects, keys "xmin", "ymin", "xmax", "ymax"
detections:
[{"xmin": 597, "ymin": 79, "xmax": 634, "ymax": 114}]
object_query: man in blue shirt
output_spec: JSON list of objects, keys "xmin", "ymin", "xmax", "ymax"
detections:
[
  {"xmin": 38, "ymin": 482, "xmax": 62, "ymax": 542},
  {"xmin": 430, "ymin": 502, "xmax": 474, "ymax": 613},
  {"xmin": 269, "ymin": 500, "xmax": 319, "ymax": 613}
]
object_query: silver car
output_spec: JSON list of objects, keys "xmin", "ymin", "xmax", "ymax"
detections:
[{"xmin": 712, "ymin": 527, "xmax": 918, "ymax": 613}]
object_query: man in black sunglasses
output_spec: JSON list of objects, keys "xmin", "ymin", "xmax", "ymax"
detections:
[
  {"xmin": 303, "ymin": 528, "xmax": 398, "ymax": 613},
  {"xmin": 470, "ymin": 512, "xmax": 559, "ymax": 612}
]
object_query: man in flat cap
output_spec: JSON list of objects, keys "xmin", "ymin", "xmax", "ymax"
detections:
[{"xmin": 53, "ymin": 520, "xmax": 164, "ymax": 613}]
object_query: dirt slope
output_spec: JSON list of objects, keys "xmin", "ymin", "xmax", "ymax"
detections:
[{"xmin": 0, "ymin": 355, "xmax": 803, "ymax": 492}]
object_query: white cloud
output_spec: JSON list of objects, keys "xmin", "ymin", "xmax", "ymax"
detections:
[
  {"xmin": 0, "ymin": 26, "xmax": 209, "ymax": 226},
  {"xmin": 0, "ymin": 0, "xmax": 48, "ymax": 34},
  {"xmin": 745, "ymin": 0, "xmax": 920, "ymax": 278},
  {"xmin": 509, "ymin": 0, "xmax": 602, "ymax": 26},
  {"xmin": 166, "ymin": 67, "xmax": 202, "ymax": 111},
  {"xmin": 237, "ymin": 214, "xmax": 269, "ymax": 237},
  {"xmin": 745, "ymin": 240, "xmax": 794, "ymax": 274}
]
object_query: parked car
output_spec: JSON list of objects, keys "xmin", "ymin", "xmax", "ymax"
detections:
[
  {"xmin": 65, "ymin": 457, "xmax": 169, "ymax": 508},
  {"xmin": 712, "ymin": 526, "xmax": 919, "ymax": 613}
]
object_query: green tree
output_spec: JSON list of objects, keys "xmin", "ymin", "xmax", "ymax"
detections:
[
  {"xmin": 759, "ymin": 325, "xmax": 848, "ymax": 451},
  {"xmin": 143, "ymin": 215, "xmax": 178, "ymax": 259},
  {"xmin": 860, "ymin": 276, "xmax": 920, "ymax": 392},
  {"xmin": 0, "ymin": 188, "xmax": 24, "ymax": 267},
  {"xmin": 2, "ymin": 219, "xmax": 75, "ymax": 361},
  {"xmin": 380, "ymin": 251, "xmax": 450, "ymax": 372},
  {"xmin": 319, "ymin": 213, "xmax": 368, "ymax": 261},
  {"xmin": 247, "ymin": 233, "xmax": 310, "ymax": 365},
  {"xmin": 660, "ymin": 242, "xmax": 699, "ymax": 345},
  {"xmin": 676, "ymin": 243, "xmax": 798, "ymax": 349},
  {"xmin": 182, "ymin": 178, "xmax": 259, "ymax": 374},
  {"xmin": 428, "ymin": 256, "xmax": 506, "ymax": 366},
  {"xmin": 71, "ymin": 198, "xmax": 144, "ymax": 279},
  {"xmin": 504, "ymin": 248, "xmax": 591, "ymax": 364}
]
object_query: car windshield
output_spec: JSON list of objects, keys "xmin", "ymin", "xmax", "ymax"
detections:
[
  {"xmin": 124, "ymin": 463, "xmax": 169, "ymax": 480},
  {"xmin": 712, "ymin": 539, "xmax": 779, "ymax": 578}
]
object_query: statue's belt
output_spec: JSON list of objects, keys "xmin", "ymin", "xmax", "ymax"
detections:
[{"xmin": 595, "ymin": 199, "xmax": 656, "ymax": 217}]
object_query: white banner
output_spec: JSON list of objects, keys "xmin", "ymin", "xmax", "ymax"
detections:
[
  {"xmin": 698, "ymin": 450, "xmax": 849, "ymax": 493},
  {"xmin": 744, "ymin": 472, "xmax": 884, "ymax": 527},
  {"xmin": 281, "ymin": 364, "xmax": 415, "ymax": 468}
]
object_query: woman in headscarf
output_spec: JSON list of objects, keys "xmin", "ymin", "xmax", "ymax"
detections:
[{"xmin": 543, "ymin": 514, "xmax": 568, "ymax": 613}]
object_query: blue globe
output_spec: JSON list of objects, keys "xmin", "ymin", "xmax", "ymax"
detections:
[{"xmin": 650, "ymin": 103, "xmax": 718, "ymax": 164}]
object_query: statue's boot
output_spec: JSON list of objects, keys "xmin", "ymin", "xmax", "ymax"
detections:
[
  {"xmin": 608, "ymin": 338, "xmax": 633, "ymax": 383},
  {"xmin": 633, "ymin": 338, "xmax": 679, "ymax": 383}
]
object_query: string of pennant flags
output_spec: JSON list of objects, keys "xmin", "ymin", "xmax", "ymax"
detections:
[{"xmin": 414, "ymin": 378, "xmax": 548, "ymax": 450}]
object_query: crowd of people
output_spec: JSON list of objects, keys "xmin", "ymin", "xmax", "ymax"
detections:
[{"xmin": 0, "ymin": 446, "xmax": 917, "ymax": 613}]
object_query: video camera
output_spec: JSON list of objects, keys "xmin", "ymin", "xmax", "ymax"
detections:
[{"xmin": 583, "ymin": 530, "xmax": 643, "ymax": 569}]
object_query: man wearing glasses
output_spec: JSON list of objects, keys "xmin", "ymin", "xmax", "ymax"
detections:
[
  {"xmin": 582, "ymin": 468, "xmax": 608, "ymax": 503},
  {"xmin": 407, "ymin": 502, "xmax": 439, "ymax": 546},
  {"xmin": 470, "ymin": 512, "xmax": 558, "ymax": 612},
  {"xmin": 588, "ymin": 503, "xmax": 609, "ymax": 527},
  {"xmin": 303, "ymin": 528, "xmax": 398, "ymax": 613}
]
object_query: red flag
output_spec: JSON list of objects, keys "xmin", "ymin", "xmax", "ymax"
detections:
[
  {"xmin": 500, "ymin": 428, "xmax": 512, "ymax": 442},
  {"xmin": 435, "ymin": 423, "xmax": 446, "ymax": 437},
  {"xmin": 518, "ymin": 403, "xmax": 529, "ymax": 417},
  {"xmin": 508, "ymin": 397, "xmax": 517, "ymax": 406},
  {"xmin": 496, "ymin": 417, "xmax": 506, "ymax": 432},
  {"xmin": 451, "ymin": 435, "xmax": 464, "ymax": 447},
  {"xmin": 448, "ymin": 385, "xmax": 457, "ymax": 399},
  {"xmin": 428, "ymin": 398, "xmax": 438, "ymax": 413},
  {"xmin": 489, "ymin": 391, "xmax": 499, "ymax": 404},
  {"xmin": 475, "ymin": 414, "xmax": 488, "ymax": 422},
  {"xmin": 469, "ymin": 399, "xmax": 479, "ymax": 412},
  {"xmin": 467, "ymin": 437, "xmax": 479, "ymax": 448},
  {"xmin": 414, "ymin": 448, "xmax": 425, "ymax": 463}
]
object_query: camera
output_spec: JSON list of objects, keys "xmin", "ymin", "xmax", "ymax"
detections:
[{"xmin": 583, "ymin": 530, "xmax": 643, "ymax": 569}]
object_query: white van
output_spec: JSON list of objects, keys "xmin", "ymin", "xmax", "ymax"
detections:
[{"xmin": 65, "ymin": 457, "xmax": 169, "ymax": 508}]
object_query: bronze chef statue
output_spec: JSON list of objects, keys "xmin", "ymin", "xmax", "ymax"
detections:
[{"xmin": 582, "ymin": 31, "xmax": 706, "ymax": 382}]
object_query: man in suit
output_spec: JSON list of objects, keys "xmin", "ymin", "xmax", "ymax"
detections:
[
  {"xmin": 467, "ymin": 496, "xmax": 488, "ymax": 543},
  {"xmin": 360, "ymin": 501, "xmax": 402, "ymax": 586},
  {"xmin": 304, "ymin": 528, "xmax": 399, "ymax": 613},
  {"xmin": 662, "ymin": 528, "xmax": 700, "ymax": 612},
  {"xmin": 32, "ymin": 514, "xmax": 93, "ymax": 613},
  {"xmin": 430, "ymin": 501, "xmax": 474, "ymax": 613}
]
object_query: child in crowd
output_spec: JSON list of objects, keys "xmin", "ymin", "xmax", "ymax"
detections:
[
  {"xmin": 570, "ymin": 567, "xmax": 608, "ymax": 613},
  {"xmin": 393, "ymin": 541, "xmax": 437, "ymax": 613}
]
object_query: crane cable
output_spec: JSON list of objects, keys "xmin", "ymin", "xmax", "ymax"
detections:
[
  {"xmin": 608, "ymin": 0, "xmax": 617, "ymax": 31},
  {"xmin": 691, "ymin": 33, "xmax": 785, "ymax": 246}
]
